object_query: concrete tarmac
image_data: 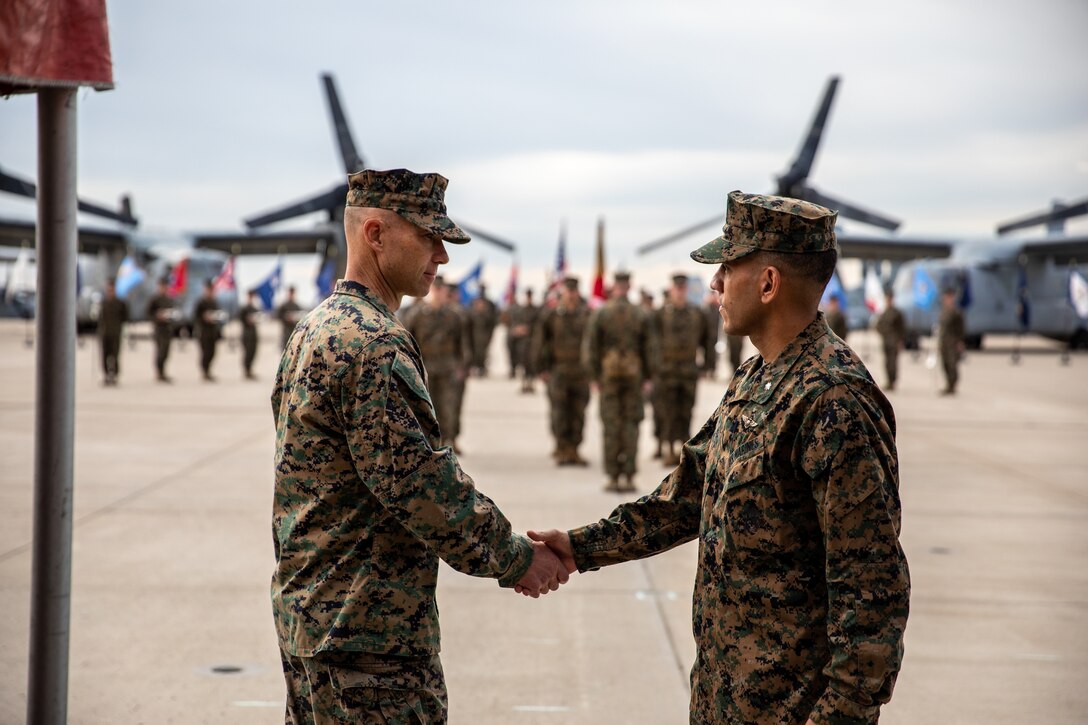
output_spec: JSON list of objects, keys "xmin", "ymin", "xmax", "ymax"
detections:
[{"xmin": 1, "ymin": 319, "xmax": 1086, "ymax": 724}]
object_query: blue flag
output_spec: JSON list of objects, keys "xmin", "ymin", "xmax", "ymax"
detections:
[
  {"xmin": 254, "ymin": 262, "xmax": 282, "ymax": 311},
  {"xmin": 457, "ymin": 261, "xmax": 483, "ymax": 306},
  {"xmin": 820, "ymin": 270, "xmax": 845, "ymax": 308},
  {"xmin": 315, "ymin": 258, "xmax": 336, "ymax": 300},
  {"xmin": 958, "ymin": 271, "xmax": 972, "ymax": 309},
  {"xmin": 115, "ymin": 255, "xmax": 146, "ymax": 299},
  {"xmin": 912, "ymin": 266, "xmax": 937, "ymax": 310}
]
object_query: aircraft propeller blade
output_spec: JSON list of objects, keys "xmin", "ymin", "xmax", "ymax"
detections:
[
  {"xmin": 455, "ymin": 222, "xmax": 517, "ymax": 252},
  {"xmin": 636, "ymin": 215, "xmax": 722, "ymax": 256},
  {"xmin": 799, "ymin": 186, "xmax": 900, "ymax": 232},
  {"xmin": 244, "ymin": 185, "xmax": 346, "ymax": 229},
  {"xmin": 322, "ymin": 73, "xmax": 366, "ymax": 176},
  {"xmin": 0, "ymin": 164, "xmax": 138, "ymax": 226},
  {"xmin": 775, "ymin": 76, "xmax": 840, "ymax": 197},
  {"xmin": 996, "ymin": 197, "xmax": 1088, "ymax": 236}
]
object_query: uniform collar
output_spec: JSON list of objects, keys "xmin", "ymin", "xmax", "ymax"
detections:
[
  {"xmin": 333, "ymin": 279, "xmax": 396, "ymax": 321},
  {"xmin": 732, "ymin": 312, "xmax": 831, "ymax": 405}
]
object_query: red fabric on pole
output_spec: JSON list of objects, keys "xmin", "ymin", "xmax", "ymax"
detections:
[{"xmin": 0, "ymin": 0, "xmax": 114, "ymax": 94}]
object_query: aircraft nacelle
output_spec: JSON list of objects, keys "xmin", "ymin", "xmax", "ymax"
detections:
[{"xmin": 892, "ymin": 257, "xmax": 1088, "ymax": 348}]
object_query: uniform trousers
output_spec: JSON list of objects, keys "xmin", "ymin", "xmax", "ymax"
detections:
[
  {"xmin": 599, "ymin": 377, "xmax": 644, "ymax": 477},
  {"xmin": 281, "ymin": 650, "xmax": 446, "ymax": 725}
]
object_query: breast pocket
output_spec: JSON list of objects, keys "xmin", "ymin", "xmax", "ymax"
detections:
[{"xmin": 721, "ymin": 449, "xmax": 799, "ymax": 557}]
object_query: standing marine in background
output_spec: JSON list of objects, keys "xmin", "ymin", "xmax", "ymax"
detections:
[
  {"xmin": 194, "ymin": 279, "xmax": 222, "ymax": 382},
  {"xmin": 874, "ymin": 289, "xmax": 906, "ymax": 390},
  {"xmin": 469, "ymin": 283, "xmax": 499, "ymax": 377},
  {"xmin": 824, "ymin": 293, "xmax": 848, "ymax": 341},
  {"xmin": 702, "ymin": 289, "xmax": 722, "ymax": 379},
  {"xmin": 505, "ymin": 288, "xmax": 539, "ymax": 393},
  {"xmin": 583, "ymin": 271, "xmax": 654, "ymax": 492},
  {"xmin": 937, "ymin": 287, "xmax": 966, "ymax": 395},
  {"xmin": 651, "ymin": 273, "xmax": 712, "ymax": 466},
  {"xmin": 240, "ymin": 289, "xmax": 261, "ymax": 380},
  {"xmin": 532, "ymin": 276, "xmax": 591, "ymax": 467},
  {"xmin": 405, "ymin": 277, "xmax": 473, "ymax": 451},
  {"xmin": 97, "ymin": 278, "xmax": 128, "ymax": 386},
  {"xmin": 147, "ymin": 277, "xmax": 177, "ymax": 383},
  {"xmin": 276, "ymin": 285, "xmax": 303, "ymax": 349}
]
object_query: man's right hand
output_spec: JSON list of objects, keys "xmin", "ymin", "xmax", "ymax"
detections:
[{"xmin": 513, "ymin": 541, "xmax": 568, "ymax": 598}]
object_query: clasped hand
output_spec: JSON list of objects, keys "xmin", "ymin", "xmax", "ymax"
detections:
[{"xmin": 512, "ymin": 530, "xmax": 577, "ymax": 597}]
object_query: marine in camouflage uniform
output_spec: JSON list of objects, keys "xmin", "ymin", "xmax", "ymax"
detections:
[
  {"xmin": 937, "ymin": 287, "xmax": 966, "ymax": 395},
  {"xmin": 531, "ymin": 276, "xmax": 591, "ymax": 466},
  {"xmin": 468, "ymin": 284, "xmax": 499, "ymax": 376},
  {"xmin": 505, "ymin": 289, "xmax": 539, "ymax": 392},
  {"xmin": 824, "ymin": 294, "xmax": 848, "ymax": 341},
  {"xmin": 542, "ymin": 191, "xmax": 910, "ymax": 724},
  {"xmin": 651, "ymin": 274, "xmax": 712, "ymax": 467},
  {"xmin": 874, "ymin": 290, "xmax": 906, "ymax": 390},
  {"xmin": 193, "ymin": 280, "xmax": 222, "ymax": 382},
  {"xmin": 583, "ymin": 271, "xmax": 654, "ymax": 492},
  {"xmin": 147, "ymin": 278, "xmax": 178, "ymax": 382},
  {"xmin": 272, "ymin": 168, "xmax": 563, "ymax": 725},
  {"xmin": 97, "ymin": 279, "xmax": 128, "ymax": 386},
  {"xmin": 404, "ymin": 278, "xmax": 473, "ymax": 451},
  {"xmin": 277, "ymin": 286, "xmax": 304, "ymax": 350},
  {"xmin": 239, "ymin": 289, "xmax": 261, "ymax": 380}
]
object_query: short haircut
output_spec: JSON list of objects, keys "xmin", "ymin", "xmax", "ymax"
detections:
[{"xmin": 754, "ymin": 249, "xmax": 838, "ymax": 287}]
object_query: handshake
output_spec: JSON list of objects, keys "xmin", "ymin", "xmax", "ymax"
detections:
[{"xmin": 512, "ymin": 530, "xmax": 576, "ymax": 598}]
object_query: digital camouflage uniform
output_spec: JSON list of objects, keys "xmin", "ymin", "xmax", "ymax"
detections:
[
  {"xmin": 570, "ymin": 192, "xmax": 909, "ymax": 723},
  {"xmin": 272, "ymin": 170, "xmax": 530, "ymax": 724},
  {"xmin": 532, "ymin": 292, "xmax": 591, "ymax": 462},
  {"xmin": 468, "ymin": 293, "xmax": 498, "ymax": 375},
  {"xmin": 98, "ymin": 293, "xmax": 128, "ymax": 383},
  {"xmin": 240, "ymin": 300, "xmax": 260, "ymax": 378},
  {"xmin": 937, "ymin": 301, "xmax": 965, "ymax": 393},
  {"xmin": 826, "ymin": 306, "xmax": 848, "ymax": 341},
  {"xmin": 505, "ymin": 300, "xmax": 539, "ymax": 385},
  {"xmin": 405, "ymin": 298, "xmax": 473, "ymax": 447},
  {"xmin": 651, "ymin": 296, "xmax": 711, "ymax": 462},
  {"xmin": 583, "ymin": 285, "xmax": 654, "ymax": 484},
  {"xmin": 874, "ymin": 303, "xmax": 906, "ymax": 389},
  {"xmin": 147, "ymin": 291, "xmax": 177, "ymax": 380},
  {"xmin": 570, "ymin": 315, "xmax": 909, "ymax": 724},
  {"xmin": 194, "ymin": 294, "xmax": 221, "ymax": 378},
  {"xmin": 278, "ymin": 298, "xmax": 304, "ymax": 350}
]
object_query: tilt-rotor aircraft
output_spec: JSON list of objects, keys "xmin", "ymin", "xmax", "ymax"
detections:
[
  {"xmin": 637, "ymin": 76, "xmax": 1088, "ymax": 349},
  {"xmin": 194, "ymin": 73, "xmax": 519, "ymax": 278},
  {"xmin": 0, "ymin": 165, "xmax": 235, "ymax": 331}
]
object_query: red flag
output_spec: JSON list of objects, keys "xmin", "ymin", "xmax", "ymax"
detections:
[
  {"xmin": 212, "ymin": 256, "xmax": 236, "ymax": 294},
  {"xmin": 590, "ymin": 217, "xmax": 607, "ymax": 308},
  {"xmin": 503, "ymin": 262, "xmax": 518, "ymax": 307},
  {"xmin": 0, "ymin": 0, "xmax": 115, "ymax": 94},
  {"xmin": 168, "ymin": 258, "xmax": 188, "ymax": 298}
]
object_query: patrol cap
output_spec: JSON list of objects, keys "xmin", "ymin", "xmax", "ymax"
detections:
[
  {"xmin": 671, "ymin": 273, "xmax": 689, "ymax": 286},
  {"xmin": 346, "ymin": 168, "xmax": 470, "ymax": 244},
  {"xmin": 690, "ymin": 190, "xmax": 837, "ymax": 264},
  {"xmin": 614, "ymin": 271, "xmax": 632, "ymax": 283},
  {"xmin": 563, "ymin": 276, "xmax": 580, "ymax": 290}
]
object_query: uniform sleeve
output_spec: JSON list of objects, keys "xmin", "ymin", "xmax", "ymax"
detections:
[
  {"xmin": 582, "ymin": 310, "xmax": 601, "ymax": 381},
  {"xmin": 341, "ymin": 339, "xmax": 533, "ymax": 587},
  {"xmin": 530, "ymin": 311, "xmax": 550, "ymax": 373},
  {"xmin": 801, "ymin": 387, "xmax": 910, "ymax": 724},
  {"xmin": 568, "ymin": 414, "xmax": 712, "ymax": 569}
]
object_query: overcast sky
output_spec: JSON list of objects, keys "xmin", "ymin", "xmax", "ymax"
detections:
[{"xmin": 2, "ymin": 0, "xmax": 1086, "ymax": 297}]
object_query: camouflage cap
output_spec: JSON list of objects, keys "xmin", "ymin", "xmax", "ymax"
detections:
[
  {"xmin": 614, "ymin": 271, "xmax": 632, "ymax": 283},
  {"xmin": 671, "ymin": 273, "xmax": 689, "ymax": 286},
  {"xmin": 690, "ymin": 190, "xmax": 837, "ymax": 264},
  {"xmin": 563, "ymin": 276, "xmax": 580, "ymax": 290},
  {"xmin": 346, "ymin": 168, "xmax": 470, "ymax": 244}
]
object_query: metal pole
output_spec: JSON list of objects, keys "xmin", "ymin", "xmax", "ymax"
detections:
[{"xmin": 27, "ymin": 87, "xmax": 78, "ymax": 725}]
